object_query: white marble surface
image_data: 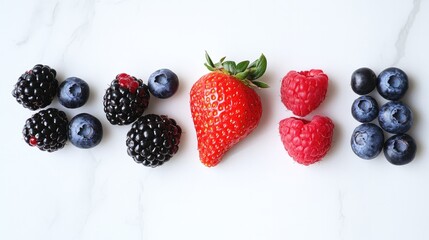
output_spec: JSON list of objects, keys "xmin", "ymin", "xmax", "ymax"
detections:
[{"xmin": 1, "ymin": 0, "xmax": 428, "ymax": 239}]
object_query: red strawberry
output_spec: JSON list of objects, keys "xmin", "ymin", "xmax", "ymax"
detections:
[
  {"xmin": 281, "ymin": 69, "xmax": 328, "ymax": 117},
  {"xmin": 190, "ymin": 52, "xmax": 268, "ymax": 167},
  {"xmin": 279, "ymin": 115, "xmax": 334, "ymax": 165}
]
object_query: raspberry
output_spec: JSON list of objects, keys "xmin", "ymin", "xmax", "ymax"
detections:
[
  {"xmin": 279, "ymin": 115, "xmax": 334, "ymax": 165},
  {"xmin": 281, "ymin": 69, "xmax": 328, "ymax": 117}
]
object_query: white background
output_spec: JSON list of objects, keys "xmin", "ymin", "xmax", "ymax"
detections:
[{"xmin": 1, "ymin": 0, "xmax": 428, "ymax": 239}]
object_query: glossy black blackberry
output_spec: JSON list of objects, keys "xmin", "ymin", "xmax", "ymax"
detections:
[
  {"xmin": 126, "ymin": 114, "xmax": 182, "ymax": 167},
  {"xmin": 12, "ymin": 64, "xmax": 58, "ymax": 110},
  {"xmin": 103, "ymin": 74, "xmax": 150, "ymax": 125},
  {"xmin": 22, "ymin": 108, "xmax": 68, "ymax": 152}
]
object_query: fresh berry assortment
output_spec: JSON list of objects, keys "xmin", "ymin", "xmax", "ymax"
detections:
[
  {"xmin": 13, "ymin": 65, "xmax": 105, "ymax": 152},
  {"xmin": 351, "ymin": 67, "xmax": 377, "ymax": 95},
  {"xmin": 350, "ymin": 67, "xmax": 416, "ymax": 165},
  {"xmin": 279, "ymin": 116, "xmax": 334, "ymax": 165},
  {"xmin": 101, "ymin": 70, "xmax": 183, "ymax": 167},
  {"xmin": 58, "ymin": 77, "xmax": 90, "ymax": 108},
  {"xmin": 13, "ymin": 65, "xmax": 181, "ymax": 164},
  {"xmin": 351, "ymin": 95, "xmax": 379, "ymax": 123},
  {"xmin": 12, "ymin": 64, "xmax": 58, "ymax": 110},
  {"xmin": 350, "ymin": 123, "xmax": 384, "ymax": 159},
  {"xmin": 376, "ymin": 67, "xmax": 408, "ymax": 100},
  {"xmin": 103, "ymin": 73, "xmax": 150, "ymax": 125},
  {"xmin": 68, "ymin": 113, "xmax": 103, "ymax": 149},
  {"xmin": 12, "ymin": 61, "xmax": 418, "ymax": 168},
  {"xmin": 190, "ymin": 52, "xmax": 268, "ymax": 167},
  {"xmin": 281, "ymin": 69, "xmax": 328, "ymax": 117},
  {"xmin": 126, "ymin": 114, "xmax": 182, "ymax": 167},
  {"xmin": 148, "ymin": 69, "xmax": 179, "ymax": 99},
  {"xmin": 279, "ymin": 69, "xmax": 334, "ymax": 165},
  {"xmin": 378, "ymin": 101, "xmax": 413, "ymax": 134},
  {"xmin": 383, "ymin": 134, "xmax": 416, "ymax": 166},
  {"xmin": 23, "ymin": 108, "xmax": 69, "ymax": 152}
]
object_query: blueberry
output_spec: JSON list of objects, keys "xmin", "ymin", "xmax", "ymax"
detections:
[
  {"xmin": 351, "ymin": 95, "xmax": 379, "ymax": 122},
  {"xmin": 148, "ymin": 69, "xmax": 179, "ymax": 99},
  {"xmin": 384, "ymin": 134, "xmax": 416, "ymax": 165},
  {"xmin": 351, "ymin": 123, "xmax": 384, "ymax": 159},
  {"xmin": 376, "ymin": 67, "xmax": 408, "ymax": 100},
  {"xmin": 351, "ymin": 67, "xmax": 377, "ymax": 95},
  {"xmin": 68, "ymin": 113, "xmax": 103, "ymax": 149},
  {"xmin": 378, "ymin": 101, "xmax": 413, "ymax": 134},
  {"xmin": 58, "ymin": 77, "xmax": 90, "ymax": 108}
]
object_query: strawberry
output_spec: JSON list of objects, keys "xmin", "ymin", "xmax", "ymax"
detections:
[
  {"xmin": 190, "ymin": 52, "xmax": 268, "ymax": 167},
  {"xmin": 279, "ymin": 115, "xmax": 334, "ymax": 165},
  {"xmin": 281, "ymin": 69, "xmax": 328, "ymax": 117}
]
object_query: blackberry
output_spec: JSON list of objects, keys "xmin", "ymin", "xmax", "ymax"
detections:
[
  {"xmin": 103, "ymin": 73, "xmax": 150, "ymax": 125},
  {"xmin": 126, "ymin": 114, "xmax": 182, "ymax": 167},
  {"xmin": 12, "ymin": 64, "xmax": 58, "ymax": 110},
  {"xmin": 22, "ymin": 108, "xmax": 68, "ymax": 152}
]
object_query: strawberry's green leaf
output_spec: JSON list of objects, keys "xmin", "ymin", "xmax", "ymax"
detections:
[
  {"xmin": 205, "ymin": 51, "xmax": 215, "ymax": 68},
  {"xmin": 219, "ymin": 56, "xmax": 226, "ymax": 63},
  {"xmin": 252, "ymin": 80, "xmax": 270, "ymax": 88},
  {"xmin": 204, "ymin": 63, "xmax": 215, "ymax": 71},
  {"xmin": 248, "ymin": 54, "xmax": 267, "ymax": 80},
  {"xmin": 236, "ymin": 60, "xmax": 250, "ymax": 73},
  {"xmin": 235, "ymin": 69, "xmax": 250, "ymax": 80},
  {"xmin": 248, "ymin": 59, "xmax": 257, "ymax": 68},
  {"xmin": 222, "ymin": 61, "xmax": 237, "ymax": 75}
]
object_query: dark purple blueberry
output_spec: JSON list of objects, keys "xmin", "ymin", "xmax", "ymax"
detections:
[
  {"xmin": 377, "ymin": 67, "xmax": 408, "ymax": 100},
  {"xmin": 351, "ymin": 123, "xmax": 384, "ymax": 159},
  {"xmin": 384, "ymin": 134, "xmax": 416, "ymax": 165},
  {"xmin": 58, "ymin": 77, "xmax": 90, "ymax": 108},
  {"xmin": 378, "ymin": 101, "xmax": 413, "ymax": 134},
  {"xmin": 148, "ymin": 69, "xmax": 179, "ymax": 99},
  {"xmin": 68, "ymin": 113, "xmax": 103, "ymax": 149},
  {"xmin": 351, "ymin": 95, "xmax": 379, "ymax": 123},
  {"xmin": 351, "ymin": 67, "xmax": 377, "ymax": 95}
]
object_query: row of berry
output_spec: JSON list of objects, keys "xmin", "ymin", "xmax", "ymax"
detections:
[
  {"xmin": 12, "ymin": 64, "xmax": 182, "ymax": 167},
  {"xmin": 350, "ymin": 67, "xmax": 416, "ymax": 165},
  {"xmin": 279, "ymin": 70, "xmax": 334, "ymax": 166},
  {"xmin": 12, "ymin": 53, "xmax": 417, "ymax": 168}
]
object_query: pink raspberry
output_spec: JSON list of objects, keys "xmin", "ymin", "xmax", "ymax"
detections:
[
  {"xmin": 279, "ymin": 115, "xmax": 334, "ymax": 165},
  {"xmin": 281, "ymin": 69, "xmax": 328, "ymax": 117}
]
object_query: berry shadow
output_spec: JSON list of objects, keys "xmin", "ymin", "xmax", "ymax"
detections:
[
  {"xmin": 85, "ymin": 80, "xmax": 100, "ymax": 110},
  {"xmin": 328, "ymin": 117, "xmax": 344, "ymax": 161},
  {"xmin": 314, "ymin": 78, "xmax": 344, "ymax": 163},
  {"xmin": 98, "ymin": 118, "xmax": 111, "ymax": 147},
  {"xmin": 319, "ymin": 74, "xmax": 338, "ymax": 114},
  {"xmin": 401, "ymin": 72, "xmax": 423, "ymax": 162}
]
